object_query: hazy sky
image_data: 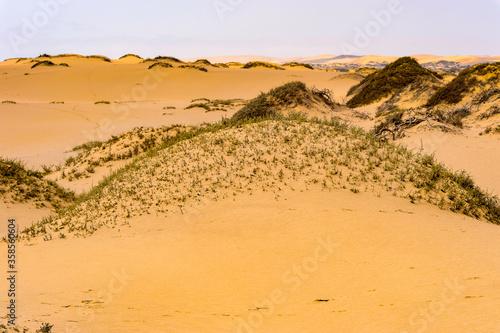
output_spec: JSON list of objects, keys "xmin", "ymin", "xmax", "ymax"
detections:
[{"xmin": 1, "ymin": 0, "xmax": 499, "ymax": 60}]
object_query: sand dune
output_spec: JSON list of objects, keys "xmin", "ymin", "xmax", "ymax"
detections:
[
  {"xmin": 1, "ymin": 190, "xmax": 498, "ymax": 332},
  {"xmin": 0, "ymin": 55, "xmax": 499, "ymax": 333}
]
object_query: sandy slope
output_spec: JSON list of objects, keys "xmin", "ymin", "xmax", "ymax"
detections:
[
  {"xmin": 1, "ymin": 189, "xmax": 498, "ymax": 332},
  {"xmin": 401, "ymin": 129, "xmax": 500, "ymax": 196}
]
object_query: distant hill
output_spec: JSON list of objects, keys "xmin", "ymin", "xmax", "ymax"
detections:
[{"xmin": 182, "ymin": 54, "xmax": 500, "ymax": 70}]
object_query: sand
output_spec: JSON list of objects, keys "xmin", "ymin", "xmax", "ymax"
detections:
[
  {"xmin": 1, "ymin": 190, "xmax": 498, "ymax": 332},
  {"xmin": 0, "ymin": 56, "xmax": 498, "ymax": 332}
]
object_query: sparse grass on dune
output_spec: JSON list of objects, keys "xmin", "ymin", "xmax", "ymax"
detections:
[
  {"xmin": 191, "ymin": 59, "xmax": 214, "ymax": 67},
  {"xmin": 178, "ymin": 64, "xmax": 208, "ymax": 72},
  {"xmin": 282, "ymin": 62, "xmax": 314, "ymax": 70},
  {"xmin": 225, "ymin": 62, "xmax": 244, "ymax": 68},
  {"xmin": 94, "ymin": 100, "xmax": 110, "ymax": 104},
  {"xmin": 0, "ymin": 157, "xmax": 75, "ymax": 212},
  {"xmin": 232, "ymin": 81, "xmax": 338, "ymax": 121},
  {"xmin": 147, "ymin": 62, "xmax": 173, "ymax": 70},
  {"xmin": 242, "ymin": 61, "xmax": 285, "ymax": 70},
  {"xmin": 30, "ymin": 60, "xmax": 70, "ymax": 69},
  {"xmin": 31, "ymin": 60, "xmax": 56, "ymax": 69},
  {"xmin": 185, "ymin": 98, "xmax": 246, "ymax": 112},
  {"xmin": 2, "ymin": 100, "xmax": 16, "ymax": 104},
  {"xmin": 57, "ymin": 125, "xmax": 194, "ymax": 182},
  {"xmin": 480, "ymin": 125, "xmax": 500, "ymax": 135},
  {"xmin": 346, "ymin": 57, "xmax": 443, "ymax": 108},
  {"xmin": 426, "ymin": 62, "xmax": 500, "ymax": 107},
  {"xmin": 119, "ymin": 53, "xmax": 142, "ymax": 59},
  {"xmin": 23, "ymin": 112, "xmax": 500, "ymax": 239},
  {"xmin": 153, "ymin": 56, "xmax": 184, "ymax": 63}
]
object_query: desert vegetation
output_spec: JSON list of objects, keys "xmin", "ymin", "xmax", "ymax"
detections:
[
  {"xmin": 178, "ymin": 64, "xmax": 208, "ymax": 72},
  {"xmin": 232, "ymin": 81, "xmax": 339, "ymax": 121},
  {"xmin": 185, "ymin": 98, "xmax": 246, "ymax": 112},
  {"xmin": 119, "ymin": 53, "xmax": 142, "ymax": 59},
  {"xmin": 0, "ymin": 157, "xmax": 75, "ymax": 211},
  {"xmin": 282, "ymin": 62, "xmax": 314, "ymax": 70},
  {"xmin": 346, "ymin": 57, "xmax": 443, "ymax": 108},
  {"xmin": 30, "ymin": 60, "xmax": 70, "ymax": 69},
  {"xmin": 18, "ymin": 81, "xmax": 499, "ymax": 240},
  {"xmin": 427, "ymin": 62, "xmax": 500, "ymax": 106},
  {"xmin": 242, "ymin": 61, "xmax": 285, "ymax": 70},
  {"xmin": 147, "ymin": 62, "xmax": 173, "ymax": 70}
]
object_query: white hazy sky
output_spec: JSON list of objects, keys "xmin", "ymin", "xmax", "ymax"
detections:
[{"xmin": 1, "ymin": 0, "xmax": 499, "ymax": 60}]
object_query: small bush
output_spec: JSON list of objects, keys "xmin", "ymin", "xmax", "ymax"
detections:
[
  {"xmin": 2, "ymin": 100, "xmax": 16, "ymax": 104},
  {"xmin": 36, "ymin": 322, "xmax": 54, "ymax": 333},
  {"xmin": 95, "ymin": 100, "xmax": 110, "ymax": 105}
]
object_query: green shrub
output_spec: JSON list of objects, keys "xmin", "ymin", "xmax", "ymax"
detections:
[
  {"xmin": 346, "ymin": 57, "xmax": 442, "ymax": 108},
  {"xmin": 427, "ymin": 62, "xmax": 500, "ymax": 106},
  {"xmin": 95, "ymin": 100, "xmax": 110, "ymax": 105},
  {"xmin": 232, "ymin": 81, "xmax": 337, "ymax": 121},
  {"xmin": 2, "ymin": 100, "xmax": 16, "ymax": 104}
]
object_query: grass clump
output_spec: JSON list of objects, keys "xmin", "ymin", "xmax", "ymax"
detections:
[
  {"xmin": 346, "ymin": 57, "xmax": 443, "ymax": 108},
  {"xmin": 95, "ymin": 100, "xmax": 110, "ymax": 105},
  {"xmin": 427, "ymin": 62, "xmax": 500, "ymax": 107},
  {"xmin": 282, "ymin": 62, "xmax": 314, "ymax": 70},
  {"xmin": 232, "ymin": 81, "xmax": 337, "ymax": 121},
  {"xmin": 148, "ymin": 62, "xmax": 173, "ymax": 70},
  {"xmin": 243, "ymin": 61, "xmax": 285, "ymax": 70},
  {"xmin": 2, "ymin": 100, "xmax": 16, "ymax": 104}
]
